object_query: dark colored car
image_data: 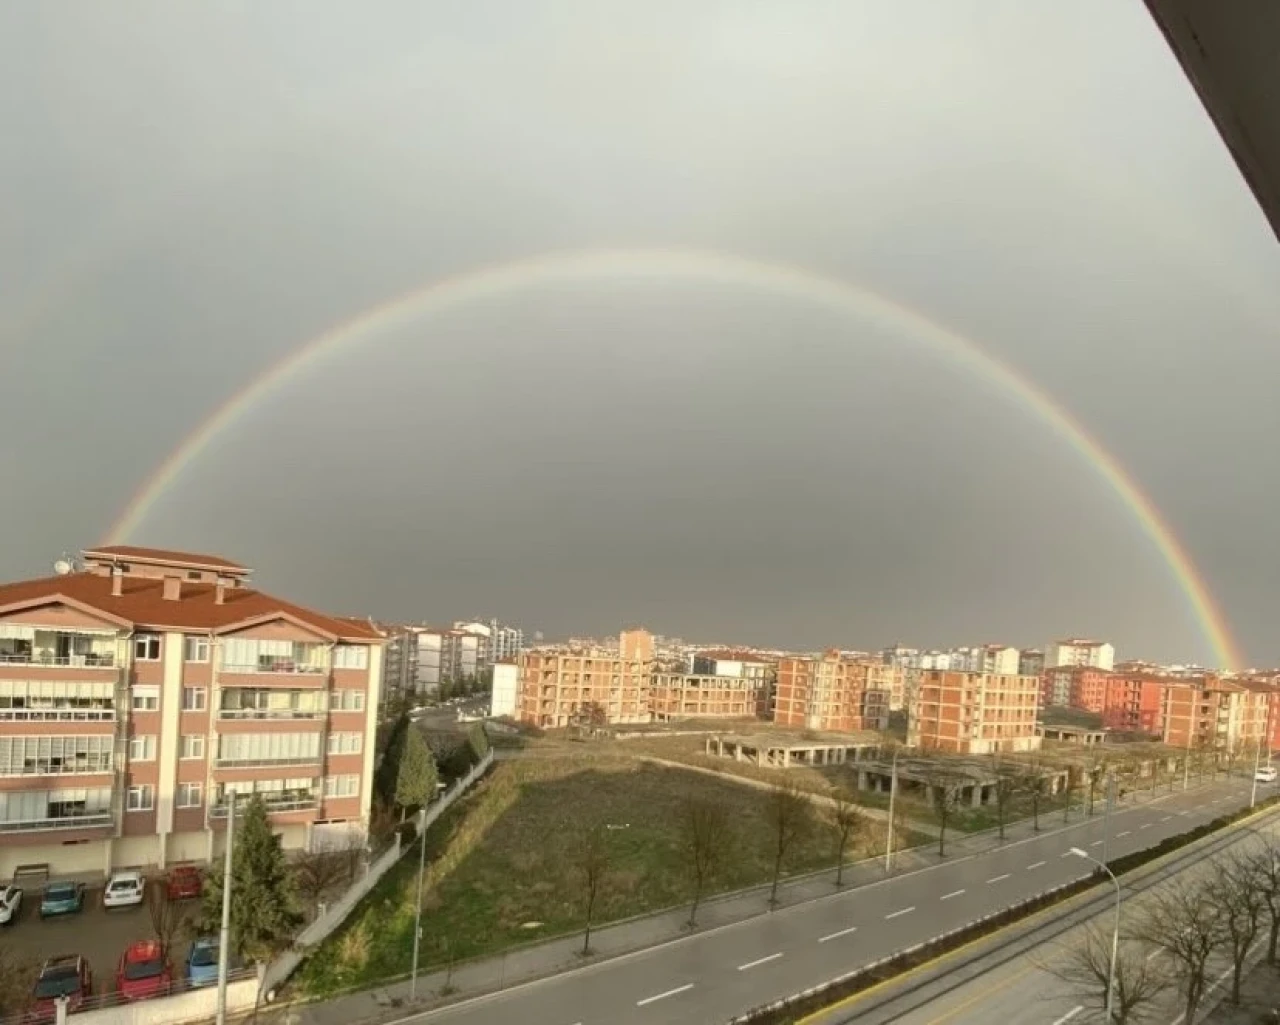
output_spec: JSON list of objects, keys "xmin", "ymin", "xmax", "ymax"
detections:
[
  {"xmin": 39, "ymin": 882, "xmax": 85, "ymax": 918},
  {"xmin": 29, "ymin": 955, "xmax": 92, "ymax": 1021},
  {"xmin": 166, "ymin": 865, "xmax": 202, "ymax": 901},
  {"xmin": 117, "ymin": 940, "xmax": 171, "ymax": 1002}
]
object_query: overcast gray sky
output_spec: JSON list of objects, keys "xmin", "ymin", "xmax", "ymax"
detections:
[{"xmin": 3, "ymin": 1, "xmax": 1278, "ymax": 667}]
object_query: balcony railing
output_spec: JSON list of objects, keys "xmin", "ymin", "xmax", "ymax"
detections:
[
  {"xmin": 209, "ymin": 794, "xmax": 318, "ymax": 817},
  {"xmin": 214, "ymin": 756, "xmax": 322, "ymax": 769},
  {"xmin": 0, "ymin": 707, "xmax": 115, "ymax": 722},
  {"xmin": 0, "ymin": 653, "xmax": 116, "ymax": 668},
  {"xmin": 220, "ymin": 662, "xmax": 326, "ymax": 676},
  {"xmin": 217, "ymin": 708, "xmax": 324, "ymax": 721},
  {"xmin": 0, "ymin": 812, "xmax": 114, "ymax": 833}
]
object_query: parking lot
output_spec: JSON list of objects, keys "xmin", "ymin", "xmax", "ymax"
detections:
[{"xmin": 0, "ymin": 880, "xmax": 203, "ymax": 998}]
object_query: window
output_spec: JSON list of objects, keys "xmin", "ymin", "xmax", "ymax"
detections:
[
  {"xmin": 133, "ymin": 634, "xmax": 161, "ymax": 661},
  {"xmin": 126, "ymin": 785, "xmax": 154, "ymax": 812},
  {"xmin": 333, "ymin": 645, "xmax": 369, "ymax": 670},
  {"xmin": 180, "ymin": 734, "xmax": 205, "ymax": 760},
  {"xmin": 333, "ymin": 690, "xmax": 365, "ymax": 713},
  {"xmin": 327, "ymin": 732, "xmax": 363, "ymax": 756},
  {"xmin": 217, "ymin": 732, "xmax": 322, "ymax": 766},
  {"xmin": 130, "ymin": 686, "xmax": 159, "ymax": 712},
  {"xmin": 0, "ymin": 680, "xmax": 115, "ymax": 721},
  {"xmin": 183, "ymin": 635, "xmax": 209, "ymax": 662},
  {"xmin": 221, "ymin": 638, "xmax": 324, "ymax": 673},
  {"xmin": 186, "ymin": 571, "xmax": 201, "ymax": 581},
  {"xmin": 128, "ymin": 735, "xmax": 156, "ymax": 761},
  {"xmin": 177, "ymin": 782, "xmax": 202, "ymax": 808},
  {"xmin": 182, "ymin": 687, "xmax": 207, "ymax": 712},
  {"xmin": 323, "ymin": 774, "xmax": 359, "ymax": 798},
  {"xmin": 0, "ymin": 736, "xmax": 114, "ymax": 775}
]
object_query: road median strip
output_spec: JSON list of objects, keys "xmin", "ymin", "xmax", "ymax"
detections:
[{"xmin": 725, "ymin": 792, "xmax": 1280, "ymax": 1025}]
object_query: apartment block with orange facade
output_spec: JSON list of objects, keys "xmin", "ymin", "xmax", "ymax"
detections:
[
  {"xmin": 516, "ymin": 629, "xmax": 654, "ymax": 728},
  {"xmin": 1040, "ymin": 666, "xmax": 1111, "ymax": 713},
  {"xmin": 908, "ymin": 670, "xmax": 1041, "ymax": 754},
  {"xmin": 0, "ymin": 546, "xmax": 383, "ymax": 880},
  {"xmin": 1160, "ymin": 676, "xmax": 1273, "ymax": 755},
  {"xmin": 773, "ymin": 652, "xmax": 892, "ymax": 733},
  {"xmin": 1101, "ymin": 672, "xmax": 1166, "ymax": 734},
  {"xmin": 650, "ymin": 673, "xmax": 763, "ymax": 720}
]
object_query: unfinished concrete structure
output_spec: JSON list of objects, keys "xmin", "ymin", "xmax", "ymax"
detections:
[
  {"xmin": 1038, "ymin": 724, "xmax": 1107, "ymax": 745},
  {"xmin": 704, "ymin": 733, "xmax": 879, "ymax": 768}
]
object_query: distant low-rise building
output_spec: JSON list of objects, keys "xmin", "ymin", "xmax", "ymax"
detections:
[
  {"xmin": 1040, "ymin": 665, "xmax": 1112, "ymax": 714},
  {"xmin": 516, "ymin": 629, "xmax": 654, "ymax": 728},
  {"xmin": 773, "ymin": 651, "xmax": 891, "ymax": 733},
  {"xmin": 908, "ymin": 670, "xmax": 1041, "ymax": 754},
  {"xmin": 1019, "ymin": 648, "xmax": 1045, "ymax": 676},
  {"xmin": 1047, "ymin": 639, "xmax": 1115, "ymax": 672}
]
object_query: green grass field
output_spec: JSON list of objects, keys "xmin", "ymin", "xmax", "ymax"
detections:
[{"xmin": 297, "ymin": 755, "xmax": 892, "ymax": 996}]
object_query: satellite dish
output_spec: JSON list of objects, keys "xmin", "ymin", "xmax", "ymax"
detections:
[{"xmin": 53, "ymin": 559, "xmax": 73, "ymax": 576}]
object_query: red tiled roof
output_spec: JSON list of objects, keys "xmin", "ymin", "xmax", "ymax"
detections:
[
  {"xmin": 0, "ymin": 572, "xmax": 381, "ymax": 641},
  {"xmin": 83, "ymin": 545, "xmax": 249, "ymax": 573}
]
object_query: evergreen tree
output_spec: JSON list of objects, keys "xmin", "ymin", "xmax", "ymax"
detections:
[
  {"xmin": 375, "ymin": 713, "xmax": 409, "ymax": 808},
  {"xmin": 466, "ymin": 722, "xmax": 490, "ymax": 763},
  {"xmin": 395, "ymin": 725, "xmax": 439, "ymax": 814},
  {"xmin": 198, "ymin": 795, "xmax": 303, "ymax": 961}
]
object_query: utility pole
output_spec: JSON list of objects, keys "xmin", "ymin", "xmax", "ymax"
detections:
[
  {"xmin": 1101, "ymin": 773, "xmax": 1116, "ymax": 866},
  {"xmin": 215, "ymin": 794, "xmax": 236, "ymax": 1025},
  {"xmin": 884, "ymin": 747, "xmax": 900, "ymax": 874}
]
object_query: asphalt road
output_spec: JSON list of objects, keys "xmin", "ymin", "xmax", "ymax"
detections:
[{"xmin": 378, "ymin": 775, "xmax": 1268, "ymax": 1025}]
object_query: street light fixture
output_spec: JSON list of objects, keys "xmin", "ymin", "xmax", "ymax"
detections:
[{"xmin": 1069, "ymin": 846, "xmax": 1120, "ymax": 1024}]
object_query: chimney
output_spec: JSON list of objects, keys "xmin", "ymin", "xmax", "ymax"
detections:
[
  {"xmin": 215, "ymin": 577, "xmax": 227, "ymax": 605},
  {"xmin": 111, "ymin": 566, "xmax": 124, "ymax": 597},
  {"xmin": 162, "ymin": 576, "xmax": 182, "ymax": 601}
]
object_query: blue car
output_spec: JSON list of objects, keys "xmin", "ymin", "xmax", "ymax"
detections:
[
  {"xmin": 39, "ymin": 882, "xmax": 85, "ymax": 918},
  {"xmin": 185, "ymin": 937, "xmax": 221, "ymax": 988}
]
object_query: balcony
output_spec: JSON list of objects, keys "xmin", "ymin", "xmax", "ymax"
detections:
[
  {"xmin": 0, "ymin": 812, "xmax": 114, "ymax": 834},
  {"xmin": 0, "ymin": 705, "xmax": 115, "ymax": 722},
  {"xmin": 214, "ymin": 755, "xmax": 321, "ymax": 769},
  {"xmin": 217, "ymin": 708, "xmax": 324, "ymax": 721},
  {"xmin": 209, "ymin": 792, "xmax": 319, "ymax": 817},
  {"xmin": 0, "ymin": 652, "xmax": 116, "ymax": 669}
]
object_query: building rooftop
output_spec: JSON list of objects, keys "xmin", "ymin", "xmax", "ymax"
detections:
[{"xmin": 83, "ymin": 544, "xmax": 250, "ymax": 575}]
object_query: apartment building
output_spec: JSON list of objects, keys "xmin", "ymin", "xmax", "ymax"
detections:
[
  {"xmin": 0, "ymin": 545, "xmax": 382, "ymax": 879},
  {"xmin": 1019, "ymin": 649, "xmax": 1046, "ymax": 677},
  {"xmin": 907, "ymin": 670, "xmax": 1042, "ymax": 754},
  {"xmin": 1040, "ymin": 666, "xmax": 1112, "ymax": 713},
  {"xmin": 1100, "ymin": 672, "xmax": 1165, "ymax": 734},
  {"xmin": 650, "ymin": 673, "xmax": 764, "ymax": 720},
  {"xmin": 515, "ymin": 629, "xmax": 654, "ymax": 728},
  {"xmin": 773, "ymin": 652, "xmax": 891, "ymax": 733},
  {"xmin": 689, "ymin": 650, "xmax": 777, "ymax": 716},
  {"xmin": 1047, "ymin": 639, "xmax": 1116, "ymax": 672},
  {"xmin": 489, "ymin": 660, "xmax": 519, "ymax": 718},
  {"xmin": 1160, "ymin": 677, "xmax": 1272, "ymax": 755},
  {"xmin": 377, "ymin": 624, "xmax": 418, "ymax": 706}
]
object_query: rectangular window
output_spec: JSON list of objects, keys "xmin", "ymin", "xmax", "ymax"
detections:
[
  {"xmin": 180, "ymin": 734, "xmax": 206, "ymax": 760},
  {"xmin": 133, "ymin": 634, "xmax": 161, "ymax": 661},
  {"xmin": 130, "ymin": 686, "xmax": 159, "ymax": 712},
  {"xmin": 128, "ymin": 735, "xmax": 156, "ymax": 761},
  {"xmin": 126, "ymin": 784, "xmax": 154, "ymax": 811},
  {"xmin": 334, "ymin": 690, "xmax": 365, "ymax": 712},
  {"xmin": 182, "ymin": 687, "xmax": 207, "ymax": 712},
  {"xmin": 0, "ymin": 736, "xmax": 114, "ymax": 776},
  {"xmin": 0, "ymin": 680, "xmax": 115, "ymax": 721},
  {"xmin": 177, "ymin": 782, "xmax": 202, "ymax": 808},
  {"xmin": 221, "ymin": 638, "xmax": 324, "ymax": 674},
  {"xmin": 322, "ymin": 774, "xmax": 359, "ymax": 798},
  {"xmin": 333, "ymin": 645, "xmax": 369, "ymax": 670},
  {"xmin": 326, "ymin": 732, "xmax": 363, "ymax": 756},
  {"xmin": 183, "ymin": 635, "xmax": 210, "ymax": 662},
  {"xmin": 217, "ymin": 732, "xmax": 322, "ymax": 766}
]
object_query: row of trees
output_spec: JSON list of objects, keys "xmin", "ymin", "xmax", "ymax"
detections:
[
  {"xmin": 574, "ymin": 783, "xmax": 867, "ymax": 955},
  {"xmin": 1047, "ymin": 834, "xmax": 1280, "ymax": 1024}
]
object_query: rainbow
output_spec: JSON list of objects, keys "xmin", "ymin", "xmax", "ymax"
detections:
[{"xmin": 104, "ymin": 247, "xmax": 1243, "ymax": 669}]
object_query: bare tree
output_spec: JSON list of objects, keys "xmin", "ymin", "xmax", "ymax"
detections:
[
  {"xmin": 294, "ymin": 848, "xmax": 352, "ymax": 916},
  {"xmin": 1247, "ymin": 834, "xmax": 1280, "ymax": 964},
  {"xmin": 1020, "ymin": 760, "xmax": 1050, "ymax": 832},
  {"xmin": 1085, "ymin": 753, "xmax": 1107, "ymax": 817},
  {"xmin": 1129, "ymin": 877, "xmax": 1226, "ymax": 1023},
  {"xmin": 1208, "ymin": 852, "xmax": 1265, "ymax": 1004},
  {"xmin": 576, "ymin": 827, "xmax": 610, "ymax": 956},
  {"xmin": 766, "ymin": 783, "xmax": 811, "ymax": 907},
  {"xmin": 147, "ymin": 879, "xmax": 184, "ymax": 959},
  {"xmin": 926, "ymin": 774, "xmax": 964, "ymax": 858},
  {"xmin": 682, "ymin": 796, "xmax": 731, "ymax": 928},
  {"xmin": 989, "ymin": 757, "xmax": 1018, "ymax": 841},
  {"xmin": 1038, "ymin": 922, "xmax": 1168, "ymax": 1025},
  {"xmin": 828, "ymin": 788, "xmax": 864, "ymax": 888}
]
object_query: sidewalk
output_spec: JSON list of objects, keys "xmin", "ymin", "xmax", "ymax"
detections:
[{"xmin": 255, "ymin": 772, "xmax": 1243, "ymax": 1025}]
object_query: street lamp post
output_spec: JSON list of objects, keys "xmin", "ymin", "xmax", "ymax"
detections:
[
  {"xmin": 215, "ymin": 794, "xmax": 236, "ymax": 1025},
  {"xmin": 1070, "ymin": 846, "xmax": 1120, "ymax": 1024},
  {"xmin": 1101, "ymin": 773, "xmax": 1116, "ymax": 866},
  {"xmin": 410, "ymin": 781, "xmax": 447, "ymax": 1000},
  {"xmin": 884, "ymin": 747, "xmax": 900, "ymax": 874},
  {"xmin": 1251, "ymin": 734, "xmax": 1264, "ymax": 809}
]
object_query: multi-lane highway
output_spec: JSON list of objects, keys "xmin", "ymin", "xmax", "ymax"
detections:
[{"xmin": 382, "ymin": 775, "xmax": 1266, "ymax": 1025}]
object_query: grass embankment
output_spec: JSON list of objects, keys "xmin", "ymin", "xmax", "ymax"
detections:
[{"xmin": 297, "ymin": 756, "xmax": 898, "ymax": 997}]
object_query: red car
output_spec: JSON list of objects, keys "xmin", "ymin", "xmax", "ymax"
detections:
[
  {"xmin": 29, "ymin": 955, "xmax": 92, "ymax": 1022},
  {"xmin": 165, "ymin": 865, "xmax": 202, "ymax": 900},
  {"xmin": 116, "ymin": 941, "xmax": 171, "ymax": 1002}
]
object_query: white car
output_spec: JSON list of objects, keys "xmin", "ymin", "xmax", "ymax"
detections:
[
  {"xmin": 1256, "ymin": 766, "xmax": 1278, "ymax": 784},
  {"xmin": 103, "ymin": 871, "xmax": 145, "ymax": 908},
  {"xmin": 0, "ymin": 885, "xmax": 21, "ymax": 925}
]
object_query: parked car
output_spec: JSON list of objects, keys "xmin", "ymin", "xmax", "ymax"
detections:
[
  {"xmin": 103, "ymin": 871, "xmax": 145, "ymax": 909},
  {"xmin": 39, "ymin": 882, "xmax": 85, "ymax": 918},
  {"xmin": 117, "ymin": 940, "xmax": 172, "ymax": 1001},
  {"xmin": 1256, "ymin": 765, "xmax": 1278, "ymax": 783},
  {"xmin": 185, "ymin": 936, "xmax": 221, "ymax": 988},
  {"xmin": 29, "ymin": 955, "xmax": 92, "ymax": 1021},
  {"xmin": 0, "ymin": 884, "xmax": 21, "ymax": 925},
  {"xmin": 165, "ymin": 865, "xmax": 202, "ymax": 901}
]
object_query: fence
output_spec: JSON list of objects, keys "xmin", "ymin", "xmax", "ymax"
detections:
[{"xmin": 260, "ymin": 748, "xmax": 494, "ymax": 998}]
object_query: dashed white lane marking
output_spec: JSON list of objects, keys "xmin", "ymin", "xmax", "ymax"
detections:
[
  {"xmin": 738, "ymin": 952, "xmax": 783, "ymax": 971},
  {"xmin": 636, "ymin": 983, "xmax": 694, "ymax": 1007},
  {"xmin": 818, "ymin": 925, "xmax": 858, "ymax": 943},
  {"xmin": 885, "ymin": 907, "xmax": 915, "ymax": 920},
  {"xmin": 940, "ymin": 889, "xmax": 965, "ymax": 901},
  {"xmin": 987, "ymin": 874, "xmax": 1011, "ymax": 884},
  {"xmin": 1116, "ymin": 830, "xmax": 1131, "ymax": 837},
  {"xmin": 1090, "ymin": 840, "xmax": 1105, "ymax": 847},
  {"xmin": 1027, "ymin": 861, "xmax": 1046, "ymax": 870},
  {"xmin": 1051, "ymin": 1006, "xmax": 1084, "ymax": 1025}
]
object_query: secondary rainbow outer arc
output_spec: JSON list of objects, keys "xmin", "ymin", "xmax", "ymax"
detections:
[{"xmin": 103, "ymin": 247, "xmax": 1243, "ymax": 670}]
